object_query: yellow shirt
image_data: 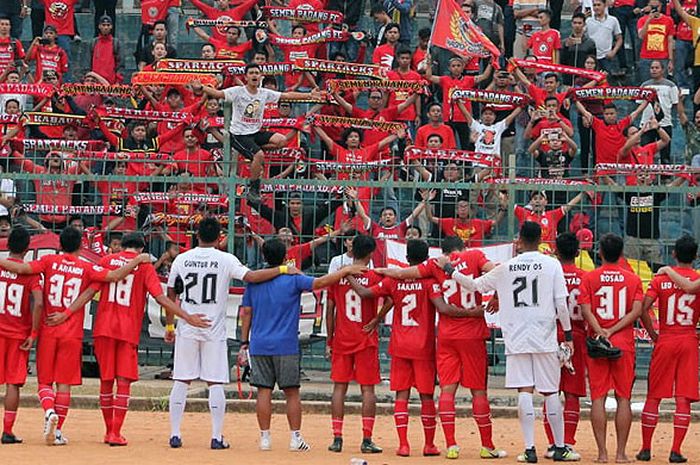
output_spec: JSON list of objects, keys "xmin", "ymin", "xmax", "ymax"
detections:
[{"xmin": 690, "ymin": 15, "xmax": 700, "ymax": 65}]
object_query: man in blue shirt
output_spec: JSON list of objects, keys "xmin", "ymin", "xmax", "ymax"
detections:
[{"xmin": 240, "ymin": 239, "xmax": 365, "ymax": 452}]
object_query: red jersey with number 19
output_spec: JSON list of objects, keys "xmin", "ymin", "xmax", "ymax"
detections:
[
  {"xmin": 578, "ymin": 263, "xmax": 643, "ymax": 351},
  {"xmin": 29, "ymin": 254, "xmax": 109, "ymax": 339},
  {"xmin": 369, "ymin": 276, "xmax": 439, "ymax": 360},
  {"xmin": 328, "ymin": 270, "xmax": 383, "ymax": 355},
  {"xmin": 0, "ymin": 259, "xmax": 41, "ymax": 339},
  {"xmin": 645, "ymin": 268, "xmax": 700, "ymax": 337},
  {"xmin": 417, "ymin": 249, "xmax": 491, "ymax": 340},
  {"xmin": 92, "ymin": 251, "xmax": 164, "ymax": 345}
]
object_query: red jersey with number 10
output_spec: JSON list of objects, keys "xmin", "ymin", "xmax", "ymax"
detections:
[
  {"xmin": 578, "ymin": 263, "xmax": 643, "ymax": 351},
  {"xmin": 645, "ymin": 267, "xmax": 700, "ymax": 337},
  {"xmin": 417, "ymin": 249, "xmax": 490, "ymax": 340},
  {"xmin": 29, "ymin": 254, "xmax": 110, "ymax": 339},
  {"xmin": 328, "ymin": 270, "xmax": 383, "ymax": 354},
  {"xmin": 562, "ymin": 263, "xmax": 586, "ymax": 334},
  {"xmin": 0, "ymin": 258, "xmax": 41, "ymax": 340},
  {"xmin": 369, "ymin": 276, "xmax": 439, "ymax": 360},
  {"xmin": 92, "ymin": 251, "xmax": 164, "ymax": 345}
]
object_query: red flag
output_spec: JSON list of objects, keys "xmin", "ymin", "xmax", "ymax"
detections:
[{"xmin": 431, "ymin": 0, "xmax": 501, "ymax": 65}]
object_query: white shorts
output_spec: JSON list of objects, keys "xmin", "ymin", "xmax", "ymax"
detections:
[
  {"xmin": 505, "ymin": 352, "xmax": 560, "ymax": 393},
  {"xmin": 173, "ymin": 337, "xmax": 230, "ymax": 383}
]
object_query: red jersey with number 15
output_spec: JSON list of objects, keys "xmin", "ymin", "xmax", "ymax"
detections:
[
  {"xmin": 578, "ymin": 263, "xmax": 643, "ymax": 351},
  {"xmin": 645, "ymin": 267, "xmax": 700, "ymax": 338},
  {"xmin": 328, "ymin": 270, "xmax": 383, "ymax": 355},
  {"xmin": 417, "ymin": 249, "xmax": 491, "ymax": 340},
  {"xmin": 29, "ymin": 254, "xmax": 110, "ymax": 339},
  {"xmin": 91, "ymin": 251, "xmax": 164, "ymax": 345},
  {"xmin": 561, "ymin": 263, "xmax": 586, "ymax": 334},
  {"xmin": 0, "ymin": 258, "xmax": 41, "ymax": 340},
  {"xmin": 369, "ymin": 276, "xmax": 439, "ymax": 360}
]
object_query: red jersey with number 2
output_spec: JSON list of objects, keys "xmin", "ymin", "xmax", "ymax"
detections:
[{"xmin": 645, "ymin": 267, "xmax": 700, "ymax": 338}]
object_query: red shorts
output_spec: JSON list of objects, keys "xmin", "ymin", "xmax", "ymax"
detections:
[
  {"xmin": 560, "ymin": 331, "xmax": 587, "ymax": 397},
  {"xmin": 0, "ymin": 336, "xmax": 29, "ymax": 386},
  {"xmin": 94, "ymin": 336, "xmax": 139, "ymax": 382},
  {"xmin": 586, "ymin": 350, "xmax": 635, "ymax": 400},
  {"xmin": 390, "ymin": 357, "xmax": 436, "ymax": 394},
  {"xmin": 436, "ymin": 338, "xmax": 487, "ymax": 390},
  {"xmin": 647, "ymin": 335, "xmax": 699, "ymax": 401},
  {"xmin": 37, "ymin": 336, "xmax": 83, "ymax": 386},
  {"xmin": 331, "ymin": 346, "xmax": 380, "ymax": 385}
]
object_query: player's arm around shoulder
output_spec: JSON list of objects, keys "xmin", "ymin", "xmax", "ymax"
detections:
[{"xmin": 312, "ymin": 263, "xmax": 368, "ymax": 290}]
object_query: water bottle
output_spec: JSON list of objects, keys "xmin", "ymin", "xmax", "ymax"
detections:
[{"xmin": 350, "ymin": 458, "xmax": 368, "ymax": 465}]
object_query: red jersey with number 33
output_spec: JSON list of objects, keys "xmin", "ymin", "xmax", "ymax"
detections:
[
  {"xmin": 562, "ymin": 263, "xmax": 587, "ymax": 334},
  {"xmin": 578, "ymin": 263, "xmax": 643, "ymax": 351},
  {"xmin": 417, "ymin": 249, "xmax": 490, "ymax": 340},
  {"xmin": 369, "ymin": 276, "xmax": 439, "ymax": 360},
  {"xmin": 645, "ymin": 267, "xmax": 700, "ymax": 338},
  {"xmin": 92, "ymin": 251, "xmax": 164, "ymax": 345},
  {"xmin": 0, "ymin": 258, "xmax": 41, "ymax": 340},
  {"xmin": 329, "ymin": 270, "xmax": 383, "ymax": 355}
]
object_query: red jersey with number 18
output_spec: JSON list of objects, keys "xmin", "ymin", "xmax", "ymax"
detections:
[
  {"xmin": 0, "ymin": 258, "xmax": 42, "ymax": 340},
  {"xmin": 328, "ymin": 270, "xmax": 383, "ymax": 355},
  {"xmin": 369, "ymin": 276, "xmax": 440, "ymax": 360},
  {"xmin": 578, "ymin": 263, "xmax": 643, "ymax": 351},
  {"xmin": 91, "ymin": 251, "xmax": 164, "ymax": 345},
  {"xmin": 645, "ymin": 267, "xmax": 700, "ymax": 337},
  {"xmin": 417, "ymin": 249, "xmax": 491, "ymax": 340},
  {"xmin": 29, "ymin": 254, "xmax": 110, "ymax": 339}
]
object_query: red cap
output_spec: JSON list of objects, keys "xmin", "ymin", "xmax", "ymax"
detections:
[{"xmin": 576, "ymin": 228, "xmax": 594, "ymax": 250}]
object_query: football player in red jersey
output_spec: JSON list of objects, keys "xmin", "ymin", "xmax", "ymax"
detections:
[
  {"xmin": 0, "ymin": 227, "xmax": 150, "ymax": 446},
  {"xmin": 348, "ymin": 240, "xmax": 466, "ymax": 457},
  {"xmin": 377, "ymin": 236, "xmax": 506, "ymax": 460},
  {"xmin": 325, "ymin": 235, "xmax": 383, "ymax": 454},
  {"xmin": 636, "ymin": 236, "xmax": 700, "ymax": 463},
  {"xmin": 580, "ymin": 233, "xmax": 643, "ymax": 463},
  {"xmin": 65, "ymin": 232, "xmax": 209, "ymax": 446},
  {"xmin": 0, "ymin": 227, "xmax": 42, "ymax": 444},
  {"xmin": 541, "ymin": 233, "xmax": 587, "ymax": 459}
]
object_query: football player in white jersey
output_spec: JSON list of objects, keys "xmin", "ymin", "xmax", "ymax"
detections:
[
  {"xmin": 165, "ymin": 217, "xmax": 298, "ymax": 450},
  {"xmin": 442, "ymin": 221, "xmax": 578, "ymax": 463}
]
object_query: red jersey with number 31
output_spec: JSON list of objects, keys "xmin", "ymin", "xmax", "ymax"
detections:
[
  {"xmin": 578, "ymin": 263, "xmax": 643, "ymax": 351},
  {"xmin": 329, "ymin": 270, "xmax": 383, "ymax": 355},
  {"xmin": 92, "ymin": 251, "xmax": 164, "ymax": 345},
  {"xmin": 29, "ymin": 254, "xmax": 110, "ymax": 339},
  {"xmin": 369, "ymin": 276, "xmax": 439, "ymax": 360},
  {"xmin": 645, "ymin": 267, "xmax": 700, "ymax": 338},
  {"xmin": 0, "ymin": 258, "xmax": 41, "ymax": 339},
  {"xmin": 417, "ymin": 249, "xmax": 490, "ymax": 340}
]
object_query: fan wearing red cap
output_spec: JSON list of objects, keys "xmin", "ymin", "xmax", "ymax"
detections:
[{"xmin": 513, "ymin": 190, "xmax": 585, "ymax": 245}]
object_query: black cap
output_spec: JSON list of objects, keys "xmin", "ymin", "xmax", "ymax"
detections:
[{"xmin": 99, "ymin": 15, "xmax": 113, "ymax": 25}]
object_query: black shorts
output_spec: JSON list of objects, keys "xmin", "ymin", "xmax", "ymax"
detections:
[
  {"xmin": 250, "ymin": 354, "xmax": 301, "ymax": 390},
  {"xmin": 230, "ymin": 131, "xmax": 275, "ymax": 160}
]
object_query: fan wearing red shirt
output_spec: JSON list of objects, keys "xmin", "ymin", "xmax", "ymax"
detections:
[
  {"xmin": 194, "ymin": 25, "xmax": 252, "ymax": 60},
  {"xmin": 526, "ymin": 10, "xmax": 561, "ymax": 63},
  {"xmin": 42, "ymin": 0, "xmax": 79, "ymax": 37},
  {"xmin": 65, "ymin": 233, "xmax": 206, "ymax": 446},
  {"xmin": 575, "ymin": 100, "xmax": 649, "ymax": 165},
  {"xmin": 378, "ymin": 236, "xmax": 506, "ymax": 459},
  {"xmin": 372, "ymin": 23, "xmax": 400, "ymax": 68},
  {"xmin": 347, "ymin": 240, "xmax": 459, "ymax": 457},
  {"xmin": 638, "ymin": 3, "xmax": 675, "ymax": 63},
  {"xmin": 428, "ymin": 198, "xmax": 502, "ymax": 247},
  {"xmin": 415, "ymin": 102, "xmax": 457, "ymax": 149},
  {"xmin": 173, "ymin": 127, "xmax": 221, "ymax": 193},
  {"xmin": 326, "ymin": 235, "xmax": 383, "ymax": 454},
  {"xmin": 0, "ymin": 227, "xmax": 148, "ymax": 446},
  {"xmin": 636, "ymin": 236, "xmax": 700, "ymax": 462},
  {"xmin": 617, "ymin": 120, "xmax": 669, "ymax": 167},
  {"xmin": 269, "ymin": 24, "xmax": 319, "ymax": 90},
  {"xmin": 0, "ymin": 18, "xmax": 25, "ymax": 75},
  {"xmin": 579, "ymin": 233, "xmax": 643, "ymax": 463},
  {"xmin": 0, "ymin": 228, "xmax": 43, "ymax": 444},
  {"xmin": 189, "ymin": 0, "xmax": 258, "ymax": 42},
  {"xmin": 26, "ymin": 28, "xmax": 69, "ymax": 82},
  {"xmin": 387, "ymin": 48, "xmax": 423, "ymax": 130},
  {"xmin": 514, "ymin": 191, "xmax": 584, "ymax": 246},
  {"xmin": 277, "ymin": 226, "xmax": 344, "ymax": 270}
]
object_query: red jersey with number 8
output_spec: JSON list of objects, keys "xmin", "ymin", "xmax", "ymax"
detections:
[
  {"xmin": 0, "ymin": 258, "xmax": 41, "ymax": 339},
  {"xmin": 578, "ymin": 263, "xmax": 643, "ymax": 351},
  {"xmin": 369, "ymin": 276, "xmax": 439, "ymax": 360},
  {"xmin": 92, "ymin": 251, "xmax": 164, "ymax": 345},
  {"xmin": 562, "ymin": 263, "xmax": 587, "ymax": 334},
  {"xmin": 645, "ymin": 268, "xmax": 700, "ymax": 337},
  {"xmin": 328, "ymin": 270, "xmax": 383, "ymax": 355}
]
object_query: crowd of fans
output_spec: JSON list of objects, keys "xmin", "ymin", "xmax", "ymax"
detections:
[{"xmin": 0, "ymin": 0, "xmax": 696, "ymax": 272}]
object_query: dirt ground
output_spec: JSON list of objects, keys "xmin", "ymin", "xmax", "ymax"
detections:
[{"xmin": 2, "ymin": 408, "xmax": 698, "ymax": 464}]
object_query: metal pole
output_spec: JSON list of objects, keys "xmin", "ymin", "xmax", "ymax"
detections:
[{"xmin": 224, "ymin": 101, "xmax": 237, "ymax": 256}]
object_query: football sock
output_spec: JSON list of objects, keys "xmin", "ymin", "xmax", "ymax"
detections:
[
  {"xmin": 564, "ymin": 395, "xmax": 580, "ymax": 445},
  {"xmin": 473, "ymin": 394, "xmax": 495, "ymax": 449},
  {"xmin": 99, "ymin": 380, "xmax": 114, "ymax": 434},
  {"xmin": 542, "ymin": 402, "xmax": 555, "ymax": 445},
  {"xmin": 208, "ymin": 384, "xmax": 226, "ymax": 440},
  {"xmin": 544, "ymin": 394, "xmax": 565, "ymax": 447},
  {"xmin": 672, "ymin": 397, "xmax": 691, "ymax": 454},
  {"xmin": 393, "ymin": 399, "xmax": 409, "ymax": 446},
  {"xmin": 169, "ymin": 381, "xmax": 188, "ymax": 437},
  {"xmin": 361, "ymin": 416, "xmax": 375, "ymax": 440},
  {"xmin": 3, "ymin": 410, "xmax": 16, "ymax": 435},
  {"xmin": 38, "ymin": 384, "xmax": 55, "ymax": 412},
  {"xmin": 518, "ymin": 392, "xmax": 535, "ymax": 449},
  {"xmin": 438, "ymin": 392, "xmax": 456, "ymax": 447},
  {"xmin": 112, "ymin": 379, "xmax": 131, "ymax": 437},
  {"xmin": 641, "ymin": 397, "xmax": 660, "ymax": 451},
  {"xmin": 420, "ymin": 399, "xmax": 437, "ymax": 447},
  {"xmin": 55, "ymin": 391, "xmax": 70, "ymax": 430},
  {"xmin": 331, "ymin": 417, "xmax": 343, "ymax": 438}
]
